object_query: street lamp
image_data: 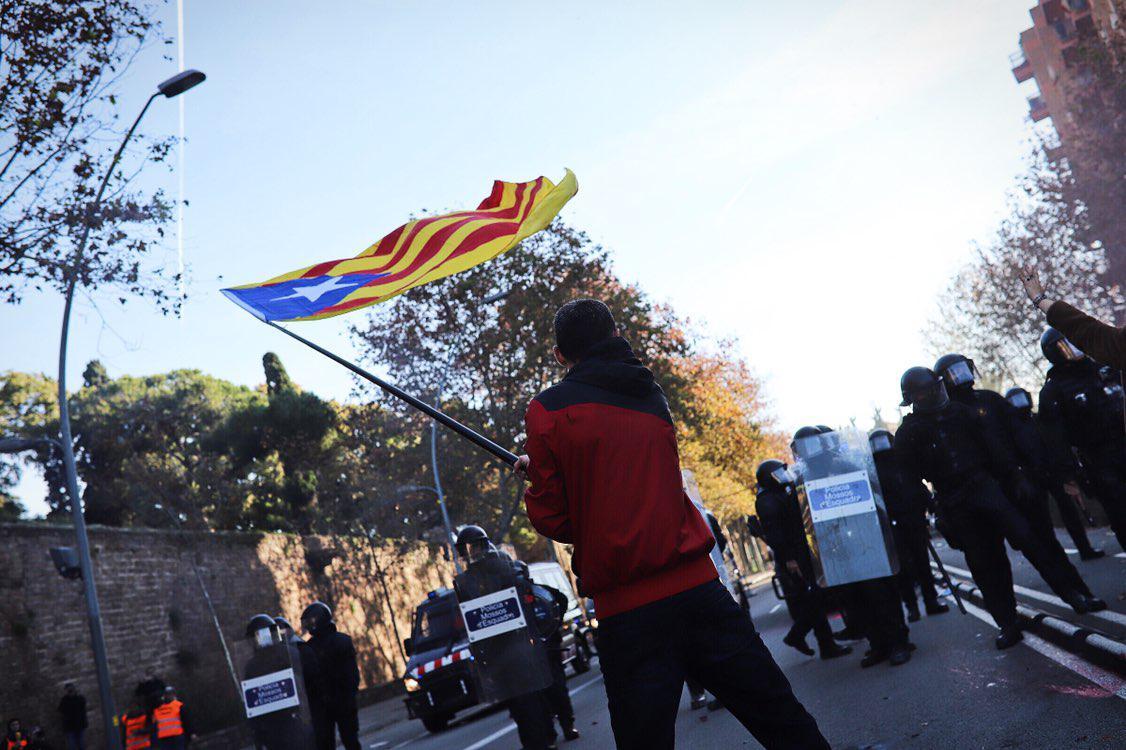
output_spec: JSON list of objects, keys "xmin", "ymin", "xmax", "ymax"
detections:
[
  {"xmin": 427, "ymin": 289, "xmax": 512, "ymax": 573},
  {"xmin": 52, "ymin": 69, "xmax": 206, "ymax": 750}
]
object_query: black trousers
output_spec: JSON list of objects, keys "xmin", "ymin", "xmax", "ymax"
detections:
[
  {"xmin": 1013, "ymin": 484, "xmax": 1092, "ymax": 597},
  {"xmin": 945, "ymin": 474, "xmax": 1077, "ymax": 629},
  {"xmin": 893, "ymin": 522, "xmax": 938, "ymax": 609},
  {"xmin": 1080, "ymin": 449, "xmax": 1126, "ymax": 549},
  {"xmin": 542, "ymin": 651, "xmax": 575, "ymax": 726},
  {"xmin": 783, "ymin": 583, "xmax": 836, "ymax": 650},
  {"xmin": 841, "ymin": 577, "xmax": 909, "ymax": 653},
  {"xmin": 596, "ymin": 579, "xmax": 829, "ymax": 750},
  {"xmin": 315, "ymin": 703, "xmax": 359, "ymax": 750},
  {"xmin": 1042, "ymin": 478, "xmax": 1098, "ymax": 554},
  {"xmin": 508, "ymin": 691, "xmax": 557, "ymax": 750}
]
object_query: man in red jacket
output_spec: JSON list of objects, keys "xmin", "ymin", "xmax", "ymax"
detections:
[{"xmin": 516, "ymin": 299, "xmax": 829, "ymax": 750}]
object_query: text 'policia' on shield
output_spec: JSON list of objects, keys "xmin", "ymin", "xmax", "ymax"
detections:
[{"xmin": 221, "ymin": 170, "xmax": 577, "ymax": 322}]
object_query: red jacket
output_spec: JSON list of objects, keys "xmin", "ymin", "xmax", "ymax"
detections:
[{"xmin": 523, "ymin": 337, "xmax": 716, "ymax": 618}]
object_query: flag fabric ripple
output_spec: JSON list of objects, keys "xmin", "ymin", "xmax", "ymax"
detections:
[{"xmin": 222, "ymin": 169, "xmax": 578, "ymax": 322}]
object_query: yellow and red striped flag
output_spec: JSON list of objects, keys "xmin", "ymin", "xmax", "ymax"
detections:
[{"xmin": 223, "ymin": 170, "xmax": 577, "ymax": 322}]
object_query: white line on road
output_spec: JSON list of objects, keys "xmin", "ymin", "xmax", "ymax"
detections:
[
  {"xmin": 938, "ymin": 562, "xmax": 1126, "ymax": 629},
  {"xmin": 769, "ymin": 603, "xmax": 783, "ymax": 614},
  {"xmin": 957, "ymin": 596, "xmax": 1126, "ymax": 701},
  {"xmin": 460, "ymin": 675, "xmax": 605, "ymax": 750},
  {"xmin": 1116, "ymin": 552, "xmax": 1126, "ymax": 559},
  {"xmin": 386, "ymin": 730, "xmax": 429, "ymax": 750}
]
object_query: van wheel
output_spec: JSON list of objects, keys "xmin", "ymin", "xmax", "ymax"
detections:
[{"xmin": 421, "ymin": 714, "xmax": 450, "ymax": 733}]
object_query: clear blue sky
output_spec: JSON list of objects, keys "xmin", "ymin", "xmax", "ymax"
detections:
[{"xmin": 2, "ymin": 0, "xmax": 1042, "ymax": 515}]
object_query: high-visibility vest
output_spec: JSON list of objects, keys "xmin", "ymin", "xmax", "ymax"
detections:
[
  {"xmin": 153, "ymin": 700, "xmax": 184, "ymax": 738},
  {"xmin": 122, "ymin": 713, "xmax": 152, "ymax": 750},
  {"xmin": 5, "ymin": 736, "xmax": 28, "ymax": 750}
]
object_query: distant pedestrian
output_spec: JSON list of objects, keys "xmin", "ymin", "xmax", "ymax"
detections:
[
  {"xmin": 153, "ymin": 687, "xmax": 193, "ymax": 749},
  {"xmin": 57, "ymin": 683, "xmax": 87, "ymax": 750},
  {"xmin": 516, "ymin": 299, "xmax": 831, "ymax": 750},
  {"xmin": 301, "ymin": 602, "xmax": 361, "ymax": 750},
  {"xmin": 5, "ymin": 719, "xmax": 28, "ymax": 750}
]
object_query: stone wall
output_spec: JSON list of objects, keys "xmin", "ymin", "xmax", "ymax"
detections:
[{"xmin": 0, "ymin": 523, "xmax": 454, "ymax": 747}]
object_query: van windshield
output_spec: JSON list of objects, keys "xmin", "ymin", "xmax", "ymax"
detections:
[{"xmin": 412, "ymin": 598, "xmax": 462, "ymax": 652}]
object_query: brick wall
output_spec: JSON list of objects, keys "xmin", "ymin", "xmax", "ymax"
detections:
[{"xmin": 0, "ymin": 523, "xmax": 454, "ymax": 747}]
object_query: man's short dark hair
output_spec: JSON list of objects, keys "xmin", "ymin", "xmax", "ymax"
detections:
[{"xmin": 554, "ymin": 299, "xmax": 616, "ymax": 361}]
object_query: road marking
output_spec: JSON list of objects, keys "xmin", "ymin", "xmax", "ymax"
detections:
[
  {"xmin": 458, "ymin": 674, "xmax": 605, "ymax": 750},
  {"xmin": 1064, "ymin": 548, "xmax": 1078, "ymax": 554},
  {"xmin": 958, "ymin": 597, "xmax": 1126, "ymax": 701},
  {"xmin": 938, "ymin": 562, "xmax": 1126, "ymax": 629},
  {"xmin": 1115, "ymin": 552, "xmax": 1126, "ymax": 559},
  {"xmin": 369, "ymin": 743, "xmax": 388, "ymax": 749},
  {"xmin": 769, "ymin": 603, "xmax": 783, "ymax": 614},
  {"xmin": 386, "ymin": 730, "xmax": 429, "ymax": 750}
]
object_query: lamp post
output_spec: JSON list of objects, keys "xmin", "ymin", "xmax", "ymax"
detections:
[
  {"xmin": 425, "ymin": 289, "xmax": 512, "ymax": 572},
  {"xmin": 53, "ymin": 69, "xmax": 206, "ymax": 749},
  {"xmin": 397, "ymin": 484, "xmax": 459, "ymax": 573}
]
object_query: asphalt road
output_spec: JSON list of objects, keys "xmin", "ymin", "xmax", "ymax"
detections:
[{"xmin": 360, "ymin": 553, "xmax": 1126, "ymax": 749}]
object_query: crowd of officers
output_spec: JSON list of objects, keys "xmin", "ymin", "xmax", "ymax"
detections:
[{"xmin": 752, "ymin": 325, "xmax": 1116, "ymax": 661}]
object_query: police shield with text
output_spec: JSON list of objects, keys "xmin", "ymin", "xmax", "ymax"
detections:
[
  {"xmin": 895, "ymin": 367, "xmax": 1104, "ymax": 650},
  {"xmin": 1037, "ymin": 327, "xmax": 1126, "ymax": 550},
  {"xmin": 241, "ymin": 614, "xmax": 315, "ymax": 750},
  {"xmin": 453, "ymin": 525, "xmax": 557, "ymax": 750}
]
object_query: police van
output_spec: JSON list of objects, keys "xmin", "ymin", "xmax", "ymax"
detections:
[{"xmin": 401, "ymin": 563, "xmax": 594, "ymax": 733}]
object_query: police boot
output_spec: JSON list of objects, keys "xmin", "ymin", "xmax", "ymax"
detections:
[
  {"xmin": 818, "ymin": 642, "xmax": 852, "ymax": 660},
  {"xmin": 783, "ymin": 631, "xmax": 815, "ymax": 656},
  {"xmin": 560, "ymin": 720, "xmax": 580, "ymax": 742},
  {"xmin": 924, "ymin": 600, "xmax": 950, "ymax": 615},
  {"xmin": 860, "ymin": 648, "xmax": 889, "ymax": 668},
  {"xmin": 995, "ymin": 625, "xmax": 1023, "ymax": 650},
  {"xmin": 888, "ymin": 644, "xmax": 913, "ymax": 667},
  {"xmin": 906, "ymin": 604, "xmax": 921, "ymax": 623},
  {"xmin": 1062, "ymin": 591, "xmax": 1096, "ymax": 614},
  {"xmin": 1077, "ymin": 594, "xmax": 1108, "ymax": 612}
]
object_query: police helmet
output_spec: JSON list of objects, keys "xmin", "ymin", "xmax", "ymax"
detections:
[
  {"xmin": 791, "ymin": 425, "xmax": 824, "ymax": 461},
  {"xmin": 755, "ymin": 459, "xmax": 793, "ymax": 490},
  {"xmin": 455, "ymin": 524, "xmax": 495, "ymax": 564},
  {"xmin": 1004, "ymin": 387, "xmax": 1033, "ymax": 413},
  {"xmin": 900, "ymin": 367, "xmax": 949, "ymax": 412},
  {"xmin": 274, "ymin": 615, "xmax": 295, "ymax": 633},
  {"xmin": 934, "ymin": 353, "xmax": 976, "ymax": 391},
  {"xmin": 1040, "ymin": 327, "xmax": 1085, "ymax": 365},
  {"xmin": 869, "ymin": 429, "xmax": 894, "ymax": 454},
  {"xmin": 245, "ymin": 614, "xmax": 277, "ymax": 646},
  {"xmin": 514, "ymin": 559, "xmax": 531, "ymax": 578},
  {"xmin": 815, "ymin": 425, "xmax": 842, "ymax": 453},
  {"xmin": 300, "ymin": 601, "xmax": 333, "ymax": 635}
]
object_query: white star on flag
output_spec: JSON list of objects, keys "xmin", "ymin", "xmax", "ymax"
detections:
[{"xmin": 276, "ymin": 275, "xmax": 366, "ymax": 303}]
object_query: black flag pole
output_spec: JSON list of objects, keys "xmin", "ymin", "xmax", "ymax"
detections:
[
  {"xmin": 265, "ymin": 320, "xmax": 519, "ymax": 466},
  {"xmin": 926, "ymin": 538, "xmax": 966, "ymax": 615}
]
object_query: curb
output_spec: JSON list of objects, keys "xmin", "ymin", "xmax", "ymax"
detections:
[{"xmin": 944, "ymin": 577, "xmax": 1126, "ymax": 672}]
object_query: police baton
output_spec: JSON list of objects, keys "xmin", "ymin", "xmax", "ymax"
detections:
[{"xmin": 926, "ymin": 539, "xmax": 966, "ymax": 615}]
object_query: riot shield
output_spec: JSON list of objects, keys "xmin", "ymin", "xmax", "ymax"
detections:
[
  {"xmin": 454, "ymin": 554, "xmax": 554, "ymax": 703},
  {"xmin": 236, "ymin": 626, "xmax": 315, "ymax": 750},
  {"xmin": 792, "ymin": 427, "xmax": 899, "ymax": 588},
  {"xmin": 682, "ymin": 469, "xmax": 736, "ymax": 599}
]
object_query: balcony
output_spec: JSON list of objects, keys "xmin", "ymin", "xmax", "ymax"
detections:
[
  {"xmin": 1028, "ymin": 95, "xmax": 1051, "ymax": 121},
  {"xmin": 1063, "ymin": 0, "xmax": 1090, "ymax": 16},
  {"xmin": 1010, "ymin": 51, "xmax": 1034, "ymax": 82}
]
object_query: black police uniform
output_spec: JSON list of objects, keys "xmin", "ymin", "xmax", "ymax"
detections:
[
  {"xmin": 1006, "ymin": 394, "xmax": 1102, "ymax": 559},
  {"xmin": 539, "ymin": 584, "xmax": 578, "ymax": 740},
  {"xmin": 871, "ymin": 446, "xmax": 942, "ymax": 616},
  {"xmin": 944, "ymin": 385, "xmax": 1093, "ymax": 600},
  {"xmin": 755, "ymin": 483, "xmax": 843, "ymax": 658},
  {"xmin": 1039, "ymin": 358, "xmax": 1126, "ymax": 549},
  {"xmin": 307, "ymin": 621, "xmax": 361, "ymax": 750},
  {"xmin": 895, "ymin": 401, "xmax": 1087, "ymax": 638}
]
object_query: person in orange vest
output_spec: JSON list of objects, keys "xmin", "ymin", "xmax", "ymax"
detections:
[
  {"xmin": 152, "ymin": 688, "xmax": 194, "ymax": 749},
  {"xmin": 120, "ymin": 702, "xmax": 153, "ymax": 750},
  {"xmin": 4, "ymin": 719, "xmax": 28, "ymax": 750}
]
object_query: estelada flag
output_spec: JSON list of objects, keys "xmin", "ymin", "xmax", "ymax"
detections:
[{"xmin": 222, "ymin": 170, "xmax": 577, "ymax": 322}]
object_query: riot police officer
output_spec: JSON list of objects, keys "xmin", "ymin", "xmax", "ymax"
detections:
[
  {"xmin": 792, "ymin": 427, "xmax": 912, "ymax": 667},
  {"xmin": 934, "ymin": 354, "xmax": 1099, "ymax": 604},
  {"xmin": 301, "ymin": 602, "xmax": 361, "ymax": 750},
  {"xmin": 243, "ymin": 614, "xmax": 315, "ymax": 750},
  {"xmin": 868, "ymin": 429, "xmax": 948, "ymax": 621},
  {"xmin": 1038, "ymin": 328, "xmax": 1126, "ymax": 549},
  {"xmin": 454, "ymin": 526, "xmax": 557, "ymax": 750},
  {"xmin": 1004, "ymin": 387, "xmax": 1103, "ymax": 560},
  {"xmin": 754, "ymin": 459, "xmax": 852, "ymax": 661},
  {"xmin": 895, "ymin": 367, "xmax": 1103, "ymax": 650}
]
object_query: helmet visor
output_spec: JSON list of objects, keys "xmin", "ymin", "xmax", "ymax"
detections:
[
  {"xmin": 1055, "ymin": 339, "xmax": 1084, "ymax": 362},
  {"xmin": 792, "ymin": 435, "xmax": 825, "ymax": 461},
  {"xmin": 870, "ymin": 434, "xmax": 892, "ymax": 453},
  {"xmin": 253, "ymin": 627, "xmax": 275, "ymax": 649},
  {"xmin": 943, "ymin": 360, "xmax": 975, "ymax": 387},
  {"xmin": 820, "ymin": 431, "xmax": 841, "ymax": 453},
  {"xmin": 464, "ymin": 539, "xmax": 495, "ymax": 564},
  {"xmin": 909, "ymin": 380, "xmax": 949, "ymax": 412},
  {"xmin": 770, "ymin": 467, "xmax": 795, "ymax": 486},
  {"xmin": 1006, "ymin": 391, "xmax": 1031, "ymax": 410}
]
